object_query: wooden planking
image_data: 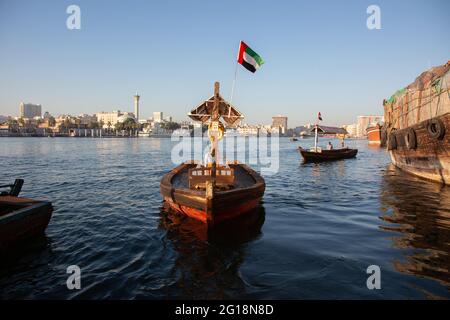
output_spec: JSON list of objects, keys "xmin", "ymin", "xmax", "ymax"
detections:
[
  {"xmin": 388, "ymin": 112, "xmax": 450, "ymax": 184},
  {"xmin": 160, "ymin": 161, "xmax": 266, "ymax": 226}
]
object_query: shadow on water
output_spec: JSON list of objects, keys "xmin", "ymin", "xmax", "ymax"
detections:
[
  {"xmin": 0, "ymin": 234, "xmax": 52, "ymax": 267},
  {"xmin": 0, "ymin": 234, "xmax": 54, "ymax": 298},
  {"xmin": 158, "ymin": 204, "xmax": 265, "ymax": 298},
  {"xmin": 379, "ymin": 164, "xmax": 450, "ymax": 288}
]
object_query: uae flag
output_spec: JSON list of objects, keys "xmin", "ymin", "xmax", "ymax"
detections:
[
  {"xmin": 237, "ymin": 41, "xmax": 264, "ymax": 73},
  {"xmin": 318, "ymin": 112, "xmax": 322, "ymax": 121}
]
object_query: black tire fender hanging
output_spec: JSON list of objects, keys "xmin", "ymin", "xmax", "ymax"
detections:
[
  {"xmin": 387, "ymin": 131, "xmax": 397, "ymax": 150},
  {"xmin": 404, "ymin": 128, "xmax": 417, "ymax": 150},
  {"xmin": 426, "ymin": 118, "xmax": 445, "ymax": 140}
]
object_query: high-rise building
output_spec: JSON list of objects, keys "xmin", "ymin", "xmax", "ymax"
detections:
[
  {"xmin": 19, "ymin": 103, "xmax": 41, "ymax": 118},
  {"xmin": 356, "ymin": 115, "xmax": 383, "ymax": 137},
  {"xmin": 134, "ymin": 93, "xmax": 140, "ymax": 122},
  {"xmin": 153, "ymin": 111, "xmax": 163, "ymax": 123},
  {"xmin": 272, "ymin": 115, "xmax": 288, "ymax": 134}
]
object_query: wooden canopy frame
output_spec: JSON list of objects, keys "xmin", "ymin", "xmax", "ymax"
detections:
[{"xmin": 188, "ymin": 92, "xmax": 243, "ymax": 126}]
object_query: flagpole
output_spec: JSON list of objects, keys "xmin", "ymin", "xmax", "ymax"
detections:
[
  {"xmin": 230, "ymin": 61, "xmax": 239, "ymax": 104},
  {"xmin": 228, "ymin": 60, "xmax": 239, "ymax": 119}
]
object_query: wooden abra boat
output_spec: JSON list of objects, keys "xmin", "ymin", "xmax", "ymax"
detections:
[
  {"xmin": 160, "ymin": 163, "xmax": 265, "ymax": 226},
  {"xmin": 0, "ymin": 179, "xmax": 53, "ymax": 251},
  {"xmin": 298, "ymin": 120, "xmax": 357, "ymax": 162},
  {"xmin": 299, "ymin": 147, "xmax": 358, "ymax": 162},
  {"xmin": 160, "ymin": 82, "xmax": 265, "ymax": 227}
]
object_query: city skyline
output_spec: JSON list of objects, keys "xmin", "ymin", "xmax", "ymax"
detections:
[{"xmin": 0, "ymin": 0, "xmax": 449, "ymax": 126}]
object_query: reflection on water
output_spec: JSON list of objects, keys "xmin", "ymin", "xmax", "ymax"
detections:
[
  {"xmin": 160, "ymin": 203, "xmax": 265, "ymax": 245},
  {"xmin": 380, "ymin": 165, "xmax": 450, "ymax": 287},
  {"xmin": 158, "ymin": 204, "xmax": 265, "ymax": 299},
  {"xmin": 0, "ymin": 234, "xmax": 54, "ymax": 290}
]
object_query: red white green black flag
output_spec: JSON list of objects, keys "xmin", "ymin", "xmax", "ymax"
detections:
[{"xmin": 237, "ymin": 41, "xmax": 264, "ymax": 73}]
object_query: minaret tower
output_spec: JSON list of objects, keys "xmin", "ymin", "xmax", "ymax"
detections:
[{"xmin": 134, "ymin": 92, "xmax": 140, "ymax": 122}]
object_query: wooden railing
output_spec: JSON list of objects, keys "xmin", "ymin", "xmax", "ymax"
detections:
[{"xmin": 189, "ymin": 166, "xmax": 235, "ymax": 189}]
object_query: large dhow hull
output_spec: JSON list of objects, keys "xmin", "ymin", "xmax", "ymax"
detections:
[
  {"xmin": 160, "ymin": 162, "xmax": 265, "ymax": 227},
  {"xmin": 386, "ymin": 113, "xmax": 450, "ymax": 184},
  {"xmin": 382, "ymin": 61, "xmax": 450, "ymax": 184}
]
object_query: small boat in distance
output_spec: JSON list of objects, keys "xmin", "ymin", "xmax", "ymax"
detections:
[
  {"xmin": 0, "ymin": 179, "xmax": 53, "ymax": 251},
  {"xmin": 160, "ymin": 82, "xmax": 265, "ymax": 227},
  {"xmin": 299, "ymin": 131, "xmax": 313, "ymax": 138},
  {"xmin": 291, "ymin": 137, "xmax": 298, "ymax": 141},
  {"xmin": 299, "ymin": 147, "xmax": 358, "ymax": 162},
  {"xmin": 173, "ymin": 125, "xmax": 192, "ymax": 137},
  {"xmin": 298, "ymin": 120, "xmax": 358, "ymax": 162}
]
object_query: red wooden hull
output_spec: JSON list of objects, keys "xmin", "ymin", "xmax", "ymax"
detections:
[
  {"xmin": 164, "ymin": 196, "xmax": 262, "ymax": 225},
  {"xmin": 160, "ymin": 162, "xmax": 265, "ymax": 226},
  {"xmin": 366, "ymin": 125, "xmax": 382, "ymax": 144},
  {"xmin": 0, "ymin": 196, "xmax": 53, "ymax": 251}
]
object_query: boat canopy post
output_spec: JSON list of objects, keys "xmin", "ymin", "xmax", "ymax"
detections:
[
  {"xmin": 314, "ymin": 124, "xmax": 318, "ymax": 151},
  {"xmin": 210, "ymin": 82, "xmax": 221, "ymax": 187}
]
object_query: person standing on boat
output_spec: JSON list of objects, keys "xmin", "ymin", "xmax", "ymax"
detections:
[
  {"xmin": 327, "ymin": 142, "xmax": 334, "ymax": 150},
  {"xmin": 204, "ymin": 146, "xmax": 214, "ymax": 167}
]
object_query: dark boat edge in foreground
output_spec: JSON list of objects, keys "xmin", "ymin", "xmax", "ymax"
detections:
[{"xmin": 0, "ymin": 179, "xmax": 53, "ymax": 251}]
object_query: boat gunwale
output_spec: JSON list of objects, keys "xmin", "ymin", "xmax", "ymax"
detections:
[
  {"xmin": 0, "ymin": 199, "xmax": 53, "ymax": 224},
  {"xmin": 160, "ymin": 161, "xmax": 265, "ymax": 198}
]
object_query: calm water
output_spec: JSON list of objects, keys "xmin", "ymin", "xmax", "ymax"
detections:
[{"xmin": 0, "ymin": 137, "xmax": 449, "ymax": 299}]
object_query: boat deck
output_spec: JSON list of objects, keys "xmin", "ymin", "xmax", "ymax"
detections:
[{"xmin": 172, "ymin": 164, "xmax": 256, "ymax": 190}]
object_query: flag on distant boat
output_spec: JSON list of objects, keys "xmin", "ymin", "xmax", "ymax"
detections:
[
  {"xmin": 237, "ymin": 41, "xmax": 264, "ymax": 73},
  {"xmin": 318, "ymin": 112, "xmax": 322, "ymax": 121}
]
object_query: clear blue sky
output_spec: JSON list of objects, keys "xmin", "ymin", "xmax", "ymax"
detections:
[{"xmin": 0, "ymin": 0, "xmax": 448, "ymax": 126}]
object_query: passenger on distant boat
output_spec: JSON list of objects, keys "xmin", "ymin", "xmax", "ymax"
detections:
[{"xmin": 327, "ymin": 142, "xmax": 333, "ymax": 150}]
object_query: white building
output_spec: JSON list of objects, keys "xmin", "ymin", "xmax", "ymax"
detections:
[
  {"xmin": 237, "ymin": 125, "xmax": 259, "ymax": 136},
  {"xmin": 356, "ymin": 115, "xmax": 383, "ymax": 137},
  {"xmin": 272, "ymin": 115, "xmax": 288, "ymax": 134},
  {"xmin": 153, "ymin": 112, "xmax": 163, "ymax": 123},
  {"xmin": 96, "ymin": 110, "xmax": 135, "ymax": 128},
  {"xmin": 342, "ymin": 124, "xmax": 358, "ymax": 137},
  {"xmin": 78, "ymin": 114, "xmax": 97, "ymax": 125}
]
